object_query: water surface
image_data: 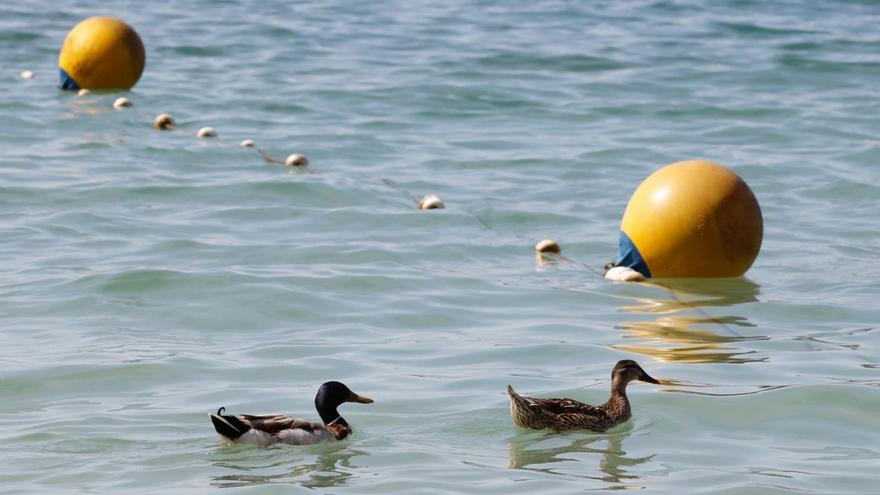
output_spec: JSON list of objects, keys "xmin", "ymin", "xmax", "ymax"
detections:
[{"xmin": 2, "ymin": 1, "xmax": 879, "ymax": 493}]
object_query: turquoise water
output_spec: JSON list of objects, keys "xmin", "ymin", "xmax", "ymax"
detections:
[{"xmin": 3, "ymin": 1, "xmax": 880, "ymax": 493}]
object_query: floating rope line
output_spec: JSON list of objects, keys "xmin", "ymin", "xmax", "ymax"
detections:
[
  {"xmin": 380, "ymin": 178, "xmax": 422, "ymax": 207},
  {"xmin": 381, "ymin": 178, "xmax": 744, "ymax": 338},
  {"xmin": 245, "ymin": 160, "xmax": 741, "ymax": 340},
  {"xmin": 254, "ymin": 147, "xmax": 285, "ymax": 165}
]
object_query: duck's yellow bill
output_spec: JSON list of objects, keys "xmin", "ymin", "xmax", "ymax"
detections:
[{"xmin": 349, "ymin": 393, "xmax": 374, "ymax": 404}]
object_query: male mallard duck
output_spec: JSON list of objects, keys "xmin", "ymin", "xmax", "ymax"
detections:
[
  {"xmin": 210, "ymin": 381, "xmax": 373, "ymax": 446},
  {"xmin": 507, "ymin": 360, "xmax": 659, "ymax": 432}
]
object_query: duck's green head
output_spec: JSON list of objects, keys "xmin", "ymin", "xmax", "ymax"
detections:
[
  {"xmin": 315, "ymin": 381, "xmax": 373, "ymax": 424},
  {"xmin": 613, "ymin": 360, "xmax": 660, "ymax": 385}
]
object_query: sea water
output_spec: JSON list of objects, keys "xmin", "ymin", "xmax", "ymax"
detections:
[{"xmin": 2, "ymin": 1, "xmax": 879, "ymax": 493}]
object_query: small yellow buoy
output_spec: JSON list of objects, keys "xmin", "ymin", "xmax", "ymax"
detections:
[
  {"xmin": 59, "ymin": 16, "xmax": 145, "ymax": 91},
  {"xmin": 154, "ymin": 113, "xmax": 175, "ymax": 130},
  {"xmin": 285, "ymin": 154, "xmax": 308, "ymax": 167},
  {"xmin": 611, "ymin": 159, "xmax": 762, "ymax": 278},
  {"xmin": 240, "ymin": 139, "xmax": 255, "ymax": 148},
  {"xmin": 418, "ymin": 194, "xmax": 445, "ymax": 210},
  {"xmin": 112, "ymin": 97, "xmax": 132, "ymax": 109},
  {"xmin": 535, "ymin": 239, "xmax": 561, "ymax": 254},
  {"xmin": 19, "ymin": 70, "xmax": 35, "ymax": 80},
  {"xmin": 196, "ymin": 127, "xmax": 217, "ymax": 138}
]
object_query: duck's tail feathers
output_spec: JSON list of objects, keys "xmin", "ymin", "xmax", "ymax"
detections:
[{"xmin": 210, "ymin": 410, "xmax": 251, "ymax": 440}]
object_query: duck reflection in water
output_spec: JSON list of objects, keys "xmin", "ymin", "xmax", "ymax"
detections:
[
  {"xmin": 210, "ymin": 443, "xmax": 364, "ymax": 489},
  {"xmin": 614, "ymin": 278, "xmax": 766, "ymax": 364},
  {"xmin": 508, "ymin": 429, "xmax": 653, "ymax": 488}
]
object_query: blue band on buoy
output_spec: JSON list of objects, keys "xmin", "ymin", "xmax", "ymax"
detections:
[
  {"xmin": 59, "ymin": 68, "xmax": 80, "ymax": 90},
  {"xmin": 613, "ymin": 231, "xmax": 651, "ymax": 278}
]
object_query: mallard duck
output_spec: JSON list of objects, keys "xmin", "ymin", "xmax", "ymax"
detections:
[
  {"xmin": 210, "ymin": 381, "xmax": 373, "ymax": 446},
  {"xmin": 507, "ymin": 360, "xmax": 659, "ymax": 432}
]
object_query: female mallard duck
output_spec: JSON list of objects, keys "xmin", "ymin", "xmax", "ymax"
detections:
[
  {"xmin": 507, "ymin": 360, "xmax": 659, "ymax": 432},
  {"xmin": 210, "ymin": 381, "xmax": 373, "ymax": 446}
]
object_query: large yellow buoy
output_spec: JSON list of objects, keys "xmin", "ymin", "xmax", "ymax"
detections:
[
  {"xmin": 58, "ymin": 16, "xmax": 145, "ymax": 91},
  {"xmin": 612, "ymin": 160, "xmax": 762, "ymax": 278}
]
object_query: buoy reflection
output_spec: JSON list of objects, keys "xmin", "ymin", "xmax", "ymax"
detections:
[{"xmin": 613, "ymin": 278, "xmax": 765, "ymax": 364}]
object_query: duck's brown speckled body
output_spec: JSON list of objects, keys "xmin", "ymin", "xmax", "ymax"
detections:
[{"xmin": 507, "ymin": 360, "xmax": 659, "ymax": 432}]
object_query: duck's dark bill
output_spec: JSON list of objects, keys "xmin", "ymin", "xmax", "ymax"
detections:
[
  {"xmin": 349, "ymin": 393, "xmax": 374, "ymax": 404},
  {"xmin": 639, "ymin": 372, "xmax": 660, "ymax": 384}
]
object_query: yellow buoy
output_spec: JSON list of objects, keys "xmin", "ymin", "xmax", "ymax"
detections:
[
  {"xmin": 59, "ymin": 16, "xmax": 145, "ymax": 91},
  {"xmin": 612, "ymin": 160, "xmax": 762, "ymax": 278}
]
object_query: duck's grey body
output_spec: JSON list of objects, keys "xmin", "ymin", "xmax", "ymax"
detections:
[
  {"xmin": 210, "ymin": 412, "xmax": 343, "ymax": 446},
  {"xmin": 210, "ymin": 381, "xmax": 372, "ymax": 447}
]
